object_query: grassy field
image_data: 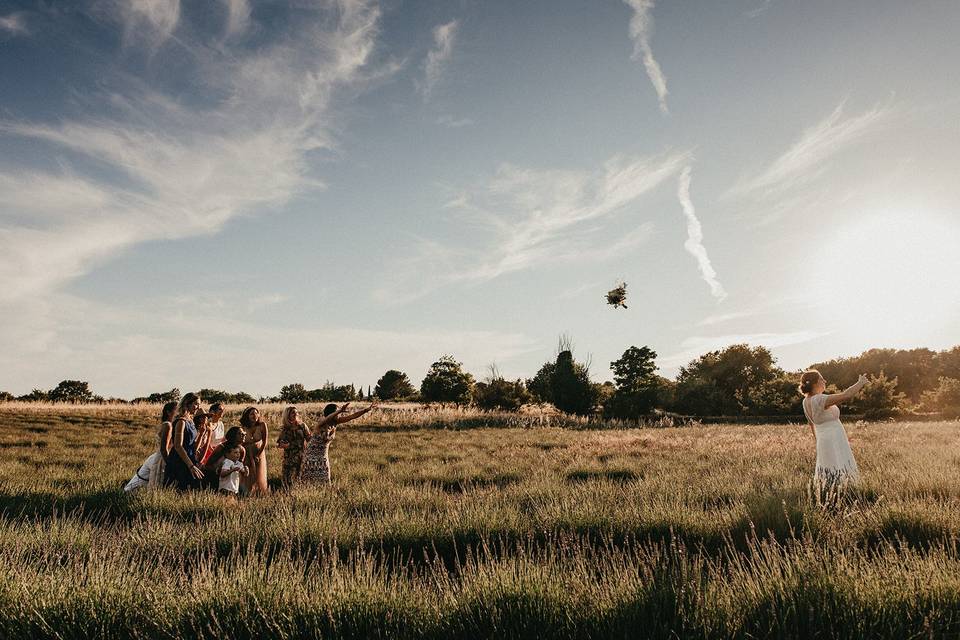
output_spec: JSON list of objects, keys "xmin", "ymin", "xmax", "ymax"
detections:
[{"xmin": 2, "ymin": 404, "xmax": 960, "ymax": 639}]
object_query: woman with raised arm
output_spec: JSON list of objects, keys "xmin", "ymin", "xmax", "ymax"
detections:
[
  {"xmin": 163, "ymin": 393, "xmax": 205, "ymax": 491},
  {"xmin": 239, "ymin": 407, "xmax": 269, "ymax": 495},
  {"xmin": 302, "ymin": 401, "xmax": 378, "ymax": 485},
  {"xmin": 799, "ymin": 370, "xmax": 869, "ymax": 486},
  {"xmin": 123, "ymin": 401, "xmax": 177, "ymax": 493}
]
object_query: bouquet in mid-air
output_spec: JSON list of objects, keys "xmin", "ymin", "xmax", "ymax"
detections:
[{"xmin": 605, "ymin": 281, "xmax": 627, "ymax": 309}]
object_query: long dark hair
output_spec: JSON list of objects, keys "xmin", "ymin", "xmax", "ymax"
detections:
[
  {"xmin": 239, "ymin": 406, "xmax": 259, "ymax": 429},
  {"xmin": 161, "ymin": 401, "xmax": 177, "ymax": 423}
]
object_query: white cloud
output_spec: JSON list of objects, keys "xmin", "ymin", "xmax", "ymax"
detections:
[
  {"xmin": 0, "ymin": 12, "xmax": 29, "ymax": 36},
  {"xmin": 378, "ymin": 151, "xmax": 689, "ymax": 304},
  {"xmin": 421, "ymin": 20, "xmax": 459, "ymax": 100},
  {"xmin": 623, "ymin": 0, "xmax": 669, "ymax": 114},
  {"xmin": 0, "ymin": 293, "xmax": 536, "ymax": 398},
  {"xmin": 726, "ymin": 100, "xmax": 894, "ymax": 199},
  {"xmin": 677, "ymin": 166, "xmax": 726, "ymax": 300},
  {"xmin": 660, "ymin": 330, "xmax": 826, "ymax": 370},
  {"xmin": 0, "ymin": 0, "xmax": 384, "ymax": 303}
]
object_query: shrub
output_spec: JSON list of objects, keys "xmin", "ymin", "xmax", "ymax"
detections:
[
  {"xmin": 473, "ymin": 378, "xmax": 530, "ymax": 410},
  {"xmin": 849, "ymin": 372, "xmax": 906, "ymax": 420}
]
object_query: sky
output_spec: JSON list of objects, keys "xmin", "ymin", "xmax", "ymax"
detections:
[{"xmin": 1, "ymin": 0, "xmax": 959, "ymax": 399}]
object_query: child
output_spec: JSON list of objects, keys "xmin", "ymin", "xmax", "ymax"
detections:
[{"xmin": 218, "ymin": 444, "xmax": 249, "ymax": 496}]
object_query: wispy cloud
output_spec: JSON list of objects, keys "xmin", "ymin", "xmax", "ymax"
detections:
[
  {"xmin": 120, "ymin": 0, "xmax": 181, "ymax": 49},
  {"xmin": 0, "ymin": 11, "xmax": 29, "ymax": 36},
  {"xmin": 744, "ymin": 0, "xmax": 774, "ymax": 19},
  {"xmin": 677, "ymin": 166, "xmax": 725, "ymax": 300},
  {"xmin": 376, "ymin": 151, "xmax": 688, "ymax": 304},
  {"xmin": 623, "ymin": 0, "xmax": 669, "ymax": 114},
  {"xmin": 221, "ymin": 0, "xmax": 251, "ymax": 38},
  {"xmin": 421, "ymin": 20, "xmax": 459, "ymax": 100},
  {"xmin": 437, "ymin": 114, "xmax": 474, "ymax": 128},
  {"xmin": 0, "ymin": 1, "xmax": 385, "ymax": 302},
  {"xmin": 660, "ymin": 330, "xmax": 826, "ymax": 370},
  {"xmin": 726, "ymin": 100, "xmax": 894, "ymax": 199},
  {"xmin": 0, "ymin": 293, "xmax": 536, "ymax": 398}
]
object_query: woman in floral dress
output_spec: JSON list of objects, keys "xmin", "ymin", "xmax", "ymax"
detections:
[{"xmin": 302, "ymin": 402, "xmax": 378, "ymax": 485}]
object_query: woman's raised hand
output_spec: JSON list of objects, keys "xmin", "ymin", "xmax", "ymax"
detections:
[{"xmin": 857, "ymin": 374, "xmax": 869, "ymax": 385}]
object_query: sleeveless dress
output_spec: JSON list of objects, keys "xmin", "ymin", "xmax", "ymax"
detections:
[
  {"xmin": 301, "ymin": 428, "xmax": 335, "ymax": 485},
  {"xmin": 163, "ymin": 418, "xmax": 200, "ymax": 491},
  {"xmin": 802, "ymin": 393, "xmax": 860, "ymax": 484},
  {"xmin": 242, "ymin": 423, "xmax": 269, "ymax": 495},
  {"xmin": 123, "ymin": 421, "xmax": 170, "ymax": 492}
]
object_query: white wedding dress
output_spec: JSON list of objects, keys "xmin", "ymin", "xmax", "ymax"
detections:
[{"xmin": 802, "ymin": 393, "xmax": 859, "ymax": 484}]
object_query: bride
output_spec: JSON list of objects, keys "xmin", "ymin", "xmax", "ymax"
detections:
[{"xmin": 799, "ymin": 370, "xmax": 868, "ymax": 486}]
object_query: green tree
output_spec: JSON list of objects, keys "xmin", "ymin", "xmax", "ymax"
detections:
[
  {"xmin": 279, "ymin": 383, "xmax": 308, "ymax": 403},
  {"xmin": 849, "ymin": 372, "xmax": 906, "ymax": 420},
  {"xmin": 375, "ymin": 370, "xmax": 415, "ymax": 401},
  {"xmin": 921, "ymin": 377, "xmax": 960, "ymax": 418},
  {"xmin": 673, "ymin": 344, "xmax": 780, "ymax": 416},
  {"xmin": 551, "ymin": 350, "xmax": 598, "ymax": 415},
  {"xmin": 49, "ymin": 380, "xmax": 95, "ymax": 404},
  {"xmin": 526, "ymin": 362, "xmax": 556, "ymax": 403},
  {"xmin": 0, "ymin": 391, "xmax": 13, "ymax": 403},
  {"xmin": 420, "ymin": 356, "xmax": 474, "ymax": 403},
  {"xmin": 604, "ymin": 346, "xmax": 661, "ymax": 419}
]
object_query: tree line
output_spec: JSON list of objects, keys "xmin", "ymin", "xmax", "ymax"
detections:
[{"xmin": 3, "ymin": 343, "xmax": 959, "ymax": 420}]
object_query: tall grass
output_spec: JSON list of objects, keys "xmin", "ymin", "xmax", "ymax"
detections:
[{"xmin": 2, "ymin": 406, "xmax": 960, "ymax": 638}]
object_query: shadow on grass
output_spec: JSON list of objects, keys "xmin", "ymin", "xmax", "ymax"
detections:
[{"xmin": 565, "ymin": 468, "xmax": 642, "ymax": 483}]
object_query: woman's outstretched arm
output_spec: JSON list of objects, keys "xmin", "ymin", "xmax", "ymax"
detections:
[
  {"xmin": 823, "ymin": 374, "xmax": 868, "ymax": 409},
  {"xmin": 316, "ymin": 403, "xmax": 352, "ymax": 428},
  {"xmin": 335, "ymin": 402, "xmax": 379, "ymax": 425}
]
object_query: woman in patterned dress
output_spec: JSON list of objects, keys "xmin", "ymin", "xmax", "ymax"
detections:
[
  {"xmin": 277, "ymin": 406, "xmax": 311, "ymax": 489},
  {"xmin": 301, "ymin": 402, "xmax": 378, "ymax": 485},
  {"xmin": 239, "ymin": 407, "xmax": 269, "ymax": 495}
]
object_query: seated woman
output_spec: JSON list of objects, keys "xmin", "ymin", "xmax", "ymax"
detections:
[
  {"xmin": 163, "ymin": 393, "xmax": 205, "ymax": 491},
  {"xmin": 202, "ymin": 426, "xmax": 247, "ymax": 490},
  {"xmin": 123, "ymin": 401, "xmax": 177, "ymax": 493},
  {"xmin": 301, "ymin": 401, "xmax": 378, "ymax": 485}
]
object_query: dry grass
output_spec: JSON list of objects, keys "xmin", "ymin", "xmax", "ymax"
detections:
[{"xmin": 2, "ymin": 405, "xmax": 960, "ymax": 638}]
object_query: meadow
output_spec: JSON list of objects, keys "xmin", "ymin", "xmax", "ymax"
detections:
[{"xmin": 2, "ymin": 403, "xmax": 960, "ymax": 639}]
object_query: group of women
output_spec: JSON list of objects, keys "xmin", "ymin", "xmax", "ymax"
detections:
[
  {"xmin": 124, "ymin": 392, "xmax": 378, "ymax": 495},
  {"xmin": 124, "ymin": 368, "xmax": 869, "ymax": 495}
]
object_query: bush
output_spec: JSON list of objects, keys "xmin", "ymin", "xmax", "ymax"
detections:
[
  {"xmin": 279, "ymin": 383, "xmax": 309, "ymax": 403},
  {"xmin": 473, "ymin": 378, "xmax": 531, "ymax": 410},
  {"xmin": 420, "ymin": 356, "xmax": 474, "ymax": 403},
  {"xmin": 551, "ymin": 350, "xmax": 598, "ymax": 415}
]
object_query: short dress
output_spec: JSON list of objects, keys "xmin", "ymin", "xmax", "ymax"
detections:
[
  {"xmin": 301, "ymin": 428, "xmax": 335, "ymax": 484},
  {"xmin": 802, "ymin": 393, "xmax": 860, "ymax": 483}
]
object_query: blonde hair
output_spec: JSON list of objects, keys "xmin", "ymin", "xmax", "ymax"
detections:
[
  {"xmin": 281, "ymin": 406, "xmax": 297, "ymax": 428},
  {"xmin": 798, "ymin": 370, "xmax": 823, "ymax": 395}
]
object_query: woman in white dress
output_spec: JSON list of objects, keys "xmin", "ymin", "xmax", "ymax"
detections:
[
  {"xmin": 799, "ymin": 370, "xmax": 868, "ymax": 486},
  {"xmin": 123, "ymin": 401, "xmax": 177, "ymax": 493}
]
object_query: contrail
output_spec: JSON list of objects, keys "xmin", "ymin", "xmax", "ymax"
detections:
[
  {"xmin": 623, "ymin": 0, "xmax": 669, "ymax": 114},
  {"xmin": 678, "ymin": 166, "xmax": 726, "ymax": 300}
]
